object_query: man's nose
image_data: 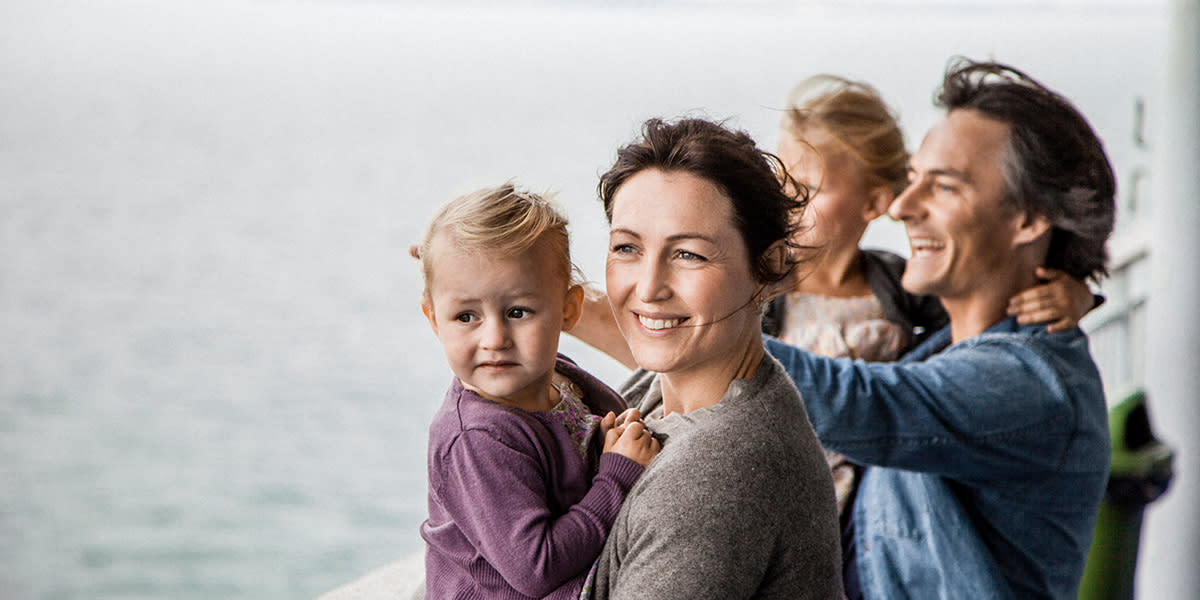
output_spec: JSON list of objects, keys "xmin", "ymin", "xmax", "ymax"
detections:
[{"xmin": 889, "ymin": 179, "xmax": 925, "ymax": 222}]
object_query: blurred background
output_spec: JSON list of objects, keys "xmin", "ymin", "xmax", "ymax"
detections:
[{"xmin": 3, "ymin": 0, "xmax": 1194, "ymax": 598}]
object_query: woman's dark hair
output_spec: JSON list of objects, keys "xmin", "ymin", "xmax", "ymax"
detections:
[
  {"xmin": 598, "ymin": 117, "xmax": 809, "ymax": 285},
  {"xmin": 936, "ymin": 57, "xmax": 1116, "ymax": 282}
]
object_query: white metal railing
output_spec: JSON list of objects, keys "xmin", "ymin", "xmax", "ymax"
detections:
[
  {"xmin": 1083, "ymin": 221, "xmax": 1150, "ymax": 405},
  {"xmin": 1082, "ymin": 95, "xmax": 1153, "ymax": 405}
]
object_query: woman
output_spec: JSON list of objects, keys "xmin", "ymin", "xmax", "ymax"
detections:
[{"xmin": 587, "ymin": 117, "xmax": 842, "ymax": 599}]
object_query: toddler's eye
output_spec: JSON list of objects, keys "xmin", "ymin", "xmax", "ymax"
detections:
[
  {"xmin": 507, "ymin": 308, "xmax": 532, "ymax": 319},
  {"xmin": 455, "ymin": 313, "xmax": 478, "ymax": 323}
]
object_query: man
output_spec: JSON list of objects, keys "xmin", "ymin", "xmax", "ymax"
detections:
[{"xmin": 766, "ymin": 58, "xmax": 1115, "ymax": 599}]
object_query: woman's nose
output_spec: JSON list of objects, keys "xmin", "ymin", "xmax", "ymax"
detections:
[{"xmin": 635, "ymin": 258, "xmax": 672, "ymax": 303}]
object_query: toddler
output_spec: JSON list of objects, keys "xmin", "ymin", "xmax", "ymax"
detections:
[{"xmin": 416, "ymin": 183, "xmax": 658, "ymax": 600}]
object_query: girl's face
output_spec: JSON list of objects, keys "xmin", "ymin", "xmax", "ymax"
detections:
[
  {"xmin": 777, "ymin": 128, "xmax": 884, "ymax": 250},
  {"xmin": 605, "ymin": 168, "xmax": 764, "ymax": 379},
  {"xmin": 422, "ymin": 237, "xmax": 581, "ymax": 412}
]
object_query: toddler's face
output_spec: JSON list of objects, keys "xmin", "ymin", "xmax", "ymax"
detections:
[
  {"xmin": 777, "ymin": 128, "xmax": 878, "ymax": 249},
  {"xmin": 422, "ymin": 239, "xmax": 581, "ymax": 411}
]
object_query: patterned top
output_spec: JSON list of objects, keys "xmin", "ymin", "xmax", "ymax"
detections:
[
  {"xmin": 549, "ymin": 376, "xmax": 605, "ymax": 600},
  {"xmin": 780, "ymin": 293, "xmax": 906, "ymax": 362},
  {"xmin": 779, "ymin": 292, "xmax": 906, "ymax": 517},
  {"xmin": 548, "ymin": 377, "xmax": 603, "ymax": 463}
]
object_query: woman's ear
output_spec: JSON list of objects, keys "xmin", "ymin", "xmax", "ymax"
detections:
[
  {"xmin": 863, "ymin": 185, "xmax": 895, "ymax": 222},
  {"xmin": 763, "ymin": 240, "xmax": 790, "ymax": 289},
  {"xmin": 561, "ymin": 284, "xmax": 585, "ymax": 331}
]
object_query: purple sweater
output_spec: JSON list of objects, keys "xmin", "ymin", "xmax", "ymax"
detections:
[{"xmin": 420, "ymin": 356, "xmax": 644, "ymax": 599}]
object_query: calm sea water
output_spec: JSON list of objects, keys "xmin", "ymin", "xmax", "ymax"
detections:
[{"xmin": 0, "ymin": 1, "xmax": 1164, "ymax": 598}]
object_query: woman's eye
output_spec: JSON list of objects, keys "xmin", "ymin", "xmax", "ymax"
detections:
[
  {"xmin": 610, "ymin": 243, "xmax": 636, "ymax": 255},
  {"xmin": 676, "ymin": 250, "xmax": 706, "ymax": 261},
  {"xmin": 455, "ymin": 313, "xmax": 478, "ymax": 323},
  {"xmin": 507, "ymin": 308, "xmax": 532, "ymax": 319}
]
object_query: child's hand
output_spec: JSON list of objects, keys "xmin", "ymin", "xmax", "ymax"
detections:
[
  {"xmin": 599, "ymin": 408, "xmax": 642, "ymax": 439},
  {"xmin": 1007, "ymin": 267, "xmax": 1096, "ymax": 333},
  {"xmin": 603, "ymin": 419, "xmax": 660, "ymax": 468},
  {"xmin": 614, "ymin": 408, "xmax": 642, "ymax": 428},
  {"xmin": 599, "ymin": 411, "xmax": 618, "ymax": 439}
]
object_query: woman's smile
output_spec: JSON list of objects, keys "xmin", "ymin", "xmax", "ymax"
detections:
[{"xmin": 635, "ymin": 312, "xmax": 688, "ymax": 331}]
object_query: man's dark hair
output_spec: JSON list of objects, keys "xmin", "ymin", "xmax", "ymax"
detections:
[{"xmin": 936, "ymin": 57, "xmax": 1116, "ymax": 282}]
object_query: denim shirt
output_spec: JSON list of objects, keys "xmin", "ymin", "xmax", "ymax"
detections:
[{"xmin": 766, "ymin": 318, "xmax": 1110, "ymax": 600}]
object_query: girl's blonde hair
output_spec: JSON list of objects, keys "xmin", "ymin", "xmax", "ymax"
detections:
[
  {"xmin": 418, "ymin": 182, "xmax": 577, "ymax": 300},
  {"xmin": 782, "ymin": 75, "xmax": 909, "ymax": 195}
]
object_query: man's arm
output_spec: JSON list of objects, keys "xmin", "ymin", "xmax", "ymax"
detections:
[{"xmin": 765, "ymin": 335, "xmax": 1078, "ymax": 480}]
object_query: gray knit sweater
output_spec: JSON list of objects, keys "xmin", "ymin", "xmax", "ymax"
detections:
[{"xmin": 591, "ymin": 354, "xmax": 843, "ymax": 599}]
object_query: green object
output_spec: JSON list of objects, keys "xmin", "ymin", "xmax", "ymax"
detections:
[{"xmin": 1077, "ymin": 390, "xmax": 1174, "ymax": 600}]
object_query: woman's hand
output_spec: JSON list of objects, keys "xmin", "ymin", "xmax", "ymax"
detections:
[{"xmin": 1007, "ymin": 267, "xmax": 1097, "ymax": 333}]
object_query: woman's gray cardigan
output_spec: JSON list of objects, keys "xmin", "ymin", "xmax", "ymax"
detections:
[{"xmin": 591, "ymin": 354, "xmax": 844, "ymax": 600}]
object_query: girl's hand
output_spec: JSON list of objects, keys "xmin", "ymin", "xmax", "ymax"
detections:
[
  {"xmin": 1007, "ymin": 267, "xmax": 1096, "ymax": 333},
  {"xmin": 603, "ymin": 420, "xmax": 660, "ymax": 468},
  {"xmin": 614, "ymin": 408, "xmax": 642, "ymax": 428},
  {"xmin": 599, "ymin": 411, "xmax": 618, "ymax": 438}
]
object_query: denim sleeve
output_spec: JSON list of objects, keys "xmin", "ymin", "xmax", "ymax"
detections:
[{"xmin": 765, "ymin": 335, "xmax": 1078, "ymax": 481}]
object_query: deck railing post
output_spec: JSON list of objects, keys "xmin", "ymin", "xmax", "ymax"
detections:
[{"xmin": 1139, "ymin": 0, "xmax": 1200, "ymax": 597}]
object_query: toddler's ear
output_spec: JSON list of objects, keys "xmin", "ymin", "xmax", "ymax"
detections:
[
  {"xmin": 561, "ymin": 284, "xmax": 585, "ymax": 331},
  {"xmin": 421, "ymin": 300, "xmax": 439, "ymax": 336},
  {"xmin": 863, "ymin": 185, "xmax": 895, "ymax": 222}
]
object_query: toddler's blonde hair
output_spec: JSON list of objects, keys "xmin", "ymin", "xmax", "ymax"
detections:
[
  {"xmin": 782, "ymin": 75, "xmax": 909, "ymax": 195},
  {"xmin": 418, "ymin": 182, "xmax": 578, "ymax": 301}
]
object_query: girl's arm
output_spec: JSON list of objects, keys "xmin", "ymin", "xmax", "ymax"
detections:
[
  {"xmin": 1007, "ymin": 267, "xmax": 1100, "ymax": 333},
  {"xmin": 433, "ymin": 429, "xmax": 643, "ymax": 597}
]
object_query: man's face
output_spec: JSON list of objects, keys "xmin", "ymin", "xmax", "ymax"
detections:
[{"xmin": 888, "ymin": 109, "xmax": 1025, "ymax": 303}]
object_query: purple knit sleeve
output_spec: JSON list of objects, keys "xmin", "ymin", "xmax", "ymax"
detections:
[{"xmin": 434, "ymin": 430, "xmax": 643, "ymax": 598}]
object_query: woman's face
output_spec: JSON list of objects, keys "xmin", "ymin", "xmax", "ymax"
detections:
[
  {"xmin": 777, "ymin": 128, "xmax": 879, "ymax": 249},
  {"xmin": 605, "ymin": 168, "xmax": 764, "ymax": 378}
]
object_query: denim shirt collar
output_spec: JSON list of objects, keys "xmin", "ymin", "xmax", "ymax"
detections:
[{"xmin": 902, "ymin": 316, "xmax": 1024, "ymax": 364}]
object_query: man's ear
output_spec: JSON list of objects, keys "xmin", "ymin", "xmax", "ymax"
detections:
[
  {"xmin": 863, "ymin": 185, "xmax": 895, "ymax": 222},
  {"xmin": 421, "ymin": 299, "xmax": 439, "ymax": 336},
  {"xmin": 561, "ymin": 284, "xmax": 585, "ymax": 332},
  {"xmin": 1013, "ymin": 209, "xmax": 1052, "ymax": 246}
]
